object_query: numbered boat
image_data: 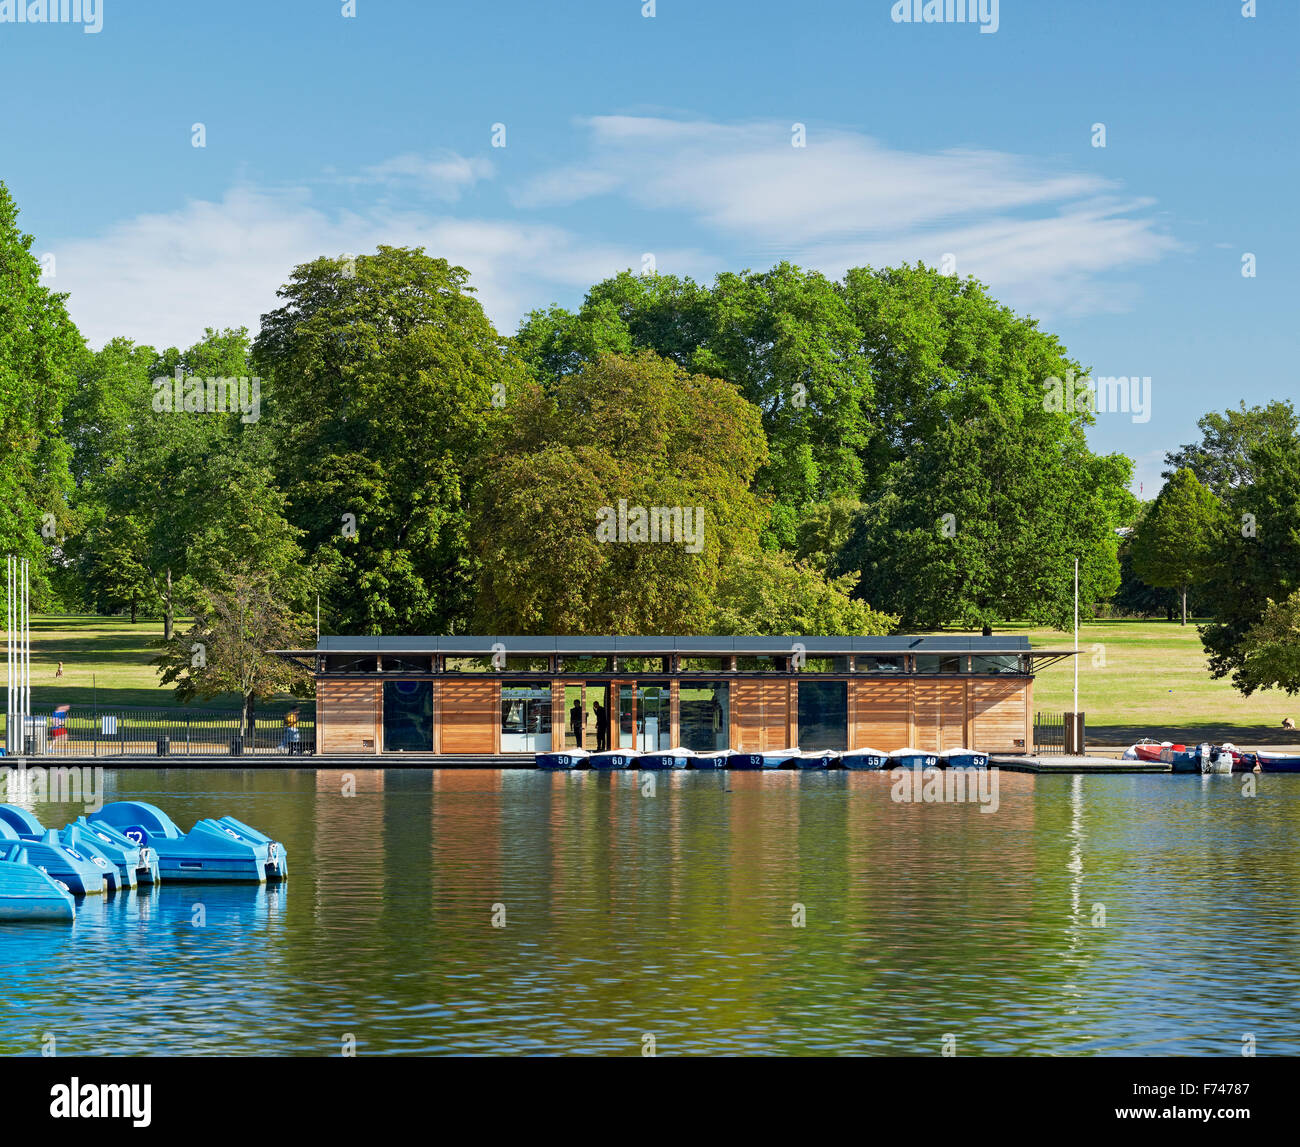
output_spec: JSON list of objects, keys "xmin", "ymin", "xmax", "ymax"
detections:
[
  {"xmin": 840, "ymin": 747, "xmax": 890, "ymax": 770},
  {"xmin": 889, "ymin": 747, "xmax": 940, "ymax": 769},
  {"xmin": 0, "ymin": 845, "xmax": 76, "ymax": 923},
  {"xmin": 0, "ymin": 805, "xmax": 143, "ymax": 891},
  {"xmin": 66, "ymin": 816, "xmax": 160, "ymax": 886},
  {"xmin": 939, "ymin": 749, "xmax": 990, "ymax": 769},
  {"xmin": 636, "ymin": 747, "xmax": 693, "ymax": 770},
  {"xmin": 689, "ymin": 749, "xmax": 734, "ymax": 769},
  {"xmin": 793, "ymin": 749, "xmax": 837, "ymax": 770},
  {"xmin": 89, "ymin": 801, "xmax": 287, "ymax": 883},
  {"xmin": 587, "ymin": 750, "xmax": 638, "ymax": 770},
  {"xmin": 535, "ymin": 748, "xmax": 589, "ymax": 770},
  {"xmin": 727, "ymin": 748, "xmax": 800, "ymax": 770}
]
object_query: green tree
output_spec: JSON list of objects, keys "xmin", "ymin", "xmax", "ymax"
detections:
[
  {"xmin": 1131, "ymin": 468, "xmax": 1222, "ymax": 625},
  {"xmin": 155, "ymin": 572, "xmax": 313, "ymax": 737},
  {"xmin": 254, "ymin": 247, "xmax": 525, "ymax": 634},
  {"xmin": 472, "ymin": 352, "xmax": 768, "ymax": 633},
  {"xmin": 1199, "ymin": 431, "xmax": 1300, "ymax": 689},
  {"xmin": 836, "ymin": 406, "xmax": 1133, "ymax": 633},
  {"xmin": 1233, "ymin": 591, "xmax": 1300, "ymax": 696},
  {"xmin": 713, "ymin": 549, "xmax": 896, "ymax": 636},
  {"xmin": 1163, "ymin": 400, "xmax": 1299, "ymax": 495},
  {"xmin": 0, "ymin": 180, "xmax": 82, "ymax": 602}
]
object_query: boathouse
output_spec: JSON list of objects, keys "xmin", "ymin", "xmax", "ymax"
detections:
[{"xmin": 276, "ymin": 636, "xmax": 1073, "ymax": 757}]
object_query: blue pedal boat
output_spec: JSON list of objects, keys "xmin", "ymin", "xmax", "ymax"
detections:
[
  {"xmin": 793, "ymin": 749, "xmax": 837, "ymax": 770},
  {"xmin": 67, "ymin": 817, "xmax": 160, "ymax": 886},
  {"xmin": 0, "ymin": 813, "xmax": 109, "ymax": 896},
  {"xmin": 939, "ymin": 749, "xmax": 990, "ymax": 769},
  {"xmin": 0, "ymin": 845, "xmax": 76, "ymax": 923},
  {"xmin": 587, "ymin": 750, "xmax": 638, "ymax": 770},
  {"xmin": 0, "ymin": 804, "xmax": 139, "ymax": 891},
  {"xmin": 535, "ymin": 749, "xmax": 590, "ymax": 770},
  {"xmin": 636, "ymin": 747, "xmax": 693, "ymax": 770},
  {"xmin": 840, "ymin": 747, "xmax": 890, "ymax": 770},
  {"xmin": 889, "ymin": 747, "xmax": 941, "ymax": 770},
  {"xmin": 89, "ymin": 801, "xmax": 288, "ymax": 883}
]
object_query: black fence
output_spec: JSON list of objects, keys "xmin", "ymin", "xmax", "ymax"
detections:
[
  {"xmin": 1034, "ymin": 711, "xmax": 1086, "ymax": 756},
  {"xmin": 1035, "ymin": 711, "xmax": 1065, "ymax": 755},
  {"xmin": 8, "ymin": 706, "xmax": 316, "ymax": 758}
]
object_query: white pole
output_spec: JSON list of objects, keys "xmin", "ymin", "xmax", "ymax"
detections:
[
  {"xmin": 23, "ymin": 559, "xmax": 30, "ymax": 747},
  {"xmin": 5, "ymin": 556, "xmax": 11, "ymax": 753},
  {"xmin": 1073, "ymin": 556, "xmax": 1079, "ymax": 717}
]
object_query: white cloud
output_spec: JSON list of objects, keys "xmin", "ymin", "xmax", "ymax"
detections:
[
  {"xmin": 516, "ymin": 116, "xmax": 1180, "ymax": 314},
  {"xmin": 50, "ymin": 182, "xmax": 694, "ymax": 349},
  {"xmin": 48, "ymin": 118, "xmax": 1180, "ymax": 349}
]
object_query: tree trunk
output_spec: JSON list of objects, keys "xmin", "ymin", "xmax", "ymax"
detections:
[
  {"xmin": 1180, "ymin": 585, "xmax": 1187, "ymax": 626},
  {"xmin": 981, "ymin": 624, "xmax": 993, "ymax": 637},
  {"xmin": 163, "ymin": 568, "xmax": 173, "ymax": 641},
  {"xmin": 130, "ymin": 595, "xmax": 137, "ymax": 624}
]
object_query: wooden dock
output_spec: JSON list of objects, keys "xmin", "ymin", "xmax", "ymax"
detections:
[{"xmin": 991, "ymin": 754, "xmax": 1169, "ymax": 774}]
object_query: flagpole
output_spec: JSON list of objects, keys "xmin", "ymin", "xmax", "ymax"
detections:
[{"xmin": 1073, "ymin": 557, "xmax": 1079, "ymax": 717}]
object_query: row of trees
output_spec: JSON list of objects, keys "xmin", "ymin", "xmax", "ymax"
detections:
[{"xmin": 3, "ymin": 175, "xmax": 1295, "ymax": 711}]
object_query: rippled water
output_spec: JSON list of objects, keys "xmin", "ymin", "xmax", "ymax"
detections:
[{"xmin": 3, "ymin": 768, "xmax": 1297, "ymax": 1056}]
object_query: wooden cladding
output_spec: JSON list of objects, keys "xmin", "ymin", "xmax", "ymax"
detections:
[
  {"xmin": 438, "ymin": 679, "xmax": 499, "ymax": 754},
  {"xmin": 730, "ymin": 680, "xmax": 794, "ymax": 750},
  {"xmin": 313, "ymin": 673, "xmax": 1032, "ymax": 754},
  {"xmin": 317, "ymin": 678, "xmax": 380, "ymax": 754}
]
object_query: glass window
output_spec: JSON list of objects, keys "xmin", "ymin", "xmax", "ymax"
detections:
[
  {"xmin": 382, "ymin": 655, "xmax": 432, "ymax": 674},
  {"xmin": 857, "ymin": 655, "xmax": 904, "ymax": 673},
  {"xmin": 798, "ymin": 681, "xmax": 848, "ymax": 751},
  {"xmin": 971, "ymin": 655, "xmax": 1025, "ymax": 674},
  {"xmin": 444, "ymin": 656, "xmax": 494, "ymax": 673},
  {"xmin": 325, "ymin": 655, "xmax": 378, "ymax": 673},
  {"xmin": 680, "ymin": 657, "xmax": 724, "ymax": 672},
  {"xmin": 679, "ymin": 682, "xmax": 729, "ymax": 751},
  {"xmin": 618, "ymin": 656, "xmax": 670, "ymax": 675},
  {"xmin": 618, "ymin": 681, "xmax": 671, "ymax": 750},
  {"xmin": 799, "ymin": 656, "xmax": 851, "ymax": 673},
  {"xmin": 736, "ymin": 655, "xmax": 783, "ymax": 672},
  {"xmin": 504, "ymin": 656, "xmax": 551, "ymax": 673},
  {"xmin": 563, "ymin": 654, "xmax": 614, "ymax": 673},
  {"xmin": 501, "ymin": 685, "xmax": 552, "ymax": 752},
  {"xmin": 382, "ymin": 681, "xmax": 433, "ymax": 751},
  {"xmin": 914, "ymin": 655, "xmax": 964, "ymax": 674}
]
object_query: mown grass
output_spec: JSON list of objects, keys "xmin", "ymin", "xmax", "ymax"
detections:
[
  {"xmin": 6, "ymin": 615, "xmax": 306, "ymax": 716},
  {"xmin": 1012, "ymin": 619, "xmax": 1299, "ymax": 745}
]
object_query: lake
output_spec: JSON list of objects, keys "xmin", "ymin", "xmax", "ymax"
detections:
[{"xmin": 3, "ymin": 767, "xmax": 1297, "ymax": 1056}]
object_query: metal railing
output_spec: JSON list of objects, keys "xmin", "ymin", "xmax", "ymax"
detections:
[
  {"xmin": 1035, "ymin": 711, "xmax": 1065, "ymax": 755},
  {"xmin": 5, "ymin": 705, "xmax": 316, "ymax": 758}
]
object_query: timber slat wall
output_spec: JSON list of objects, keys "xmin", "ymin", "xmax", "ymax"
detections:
[
  {"xmin": 317, "ymin": 678, "xmax": 380, "ymax": 754},
  {"xmin": 313, "ymin": 674, "xmax": 1032, "ymax": 754},
  {"xmin": 439, "ymin": 679, "xmax": 499, "ymax": 754}
]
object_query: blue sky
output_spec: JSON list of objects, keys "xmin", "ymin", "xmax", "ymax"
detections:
[{"xmin": 1, "ymin": 0, "xmax": 1295, "ymax": 494}]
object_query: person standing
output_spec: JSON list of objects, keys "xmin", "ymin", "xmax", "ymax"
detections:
[
  {"xmin": 593, "ymin": 700, "xmax": 608, "ymax": 753},
  {"xmin": 570, "ymin": 698, "xmax": 583, "ymax": 748}
]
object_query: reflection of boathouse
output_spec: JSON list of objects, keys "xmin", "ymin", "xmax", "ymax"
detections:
[{"xmin": 277, "ymin": 637, "xmax": 1073, "ymax": 757}]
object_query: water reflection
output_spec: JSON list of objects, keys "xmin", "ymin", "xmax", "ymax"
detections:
[{"xmin": 0, "ymin": 768, "xmax": 1297, "ymax": 1056}]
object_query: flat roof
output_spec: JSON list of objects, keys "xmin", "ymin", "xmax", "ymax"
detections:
[{"xmin": 296, "ymin": 634, "xmax": 1068, "ymax": 656}]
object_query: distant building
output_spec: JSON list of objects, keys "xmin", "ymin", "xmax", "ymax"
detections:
[{"xmin": 274, "ymin": 636, "xmax": 1074, "ymax": 757}]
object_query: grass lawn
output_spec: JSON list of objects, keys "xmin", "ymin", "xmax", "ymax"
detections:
[
  {"xmin": 7, "ymin": 615, "xmax": 307, "ymax": 716},
  {"xmin": 1010, "ymin": 619, "xmax": 1298, "ymax": 746}
]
